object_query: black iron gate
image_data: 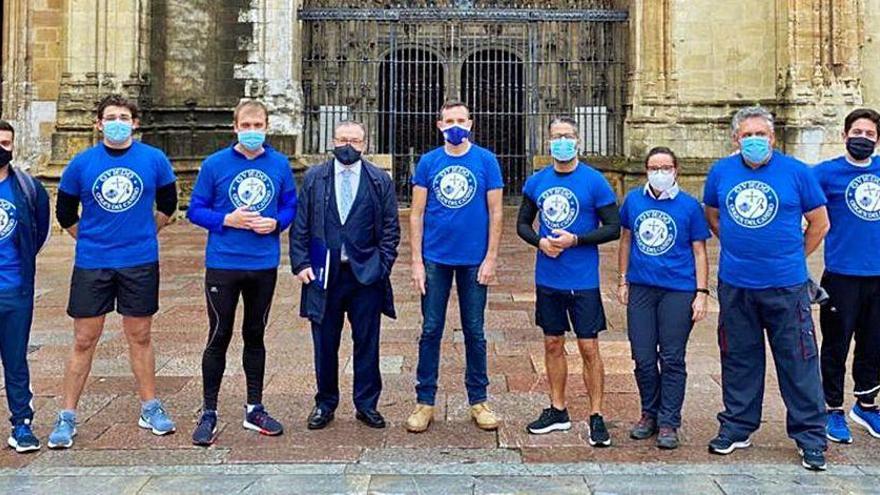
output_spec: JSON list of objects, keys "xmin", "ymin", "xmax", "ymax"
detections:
[{"xmin": 299, "ymin": 1, "xmax": 628, "ymax": 204}]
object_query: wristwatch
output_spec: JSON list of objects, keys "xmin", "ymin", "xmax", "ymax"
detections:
[{"xmin": 696, "ymin": 288, "xmax": 710, "ymax": 295}]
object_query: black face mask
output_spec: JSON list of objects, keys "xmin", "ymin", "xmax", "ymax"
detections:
[
  {"xmin": 0, "ymin": 147, "xmax": 11, "ymax": 168},
  {"xmin": 847, "ymin": 137, "xmax": 877, "ymax": 161},
  {"xmin": 333, "ymin": 144, "xmax": 362, "ymax": 166}
]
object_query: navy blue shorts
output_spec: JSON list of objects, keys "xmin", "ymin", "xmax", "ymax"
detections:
[
  {"xmin": 535, "ymin": 285, "xmax": 606, "ymax": 339},
  {"xmin": 67, "ymin": 262, "xmax": 160, "ymax": 318}
]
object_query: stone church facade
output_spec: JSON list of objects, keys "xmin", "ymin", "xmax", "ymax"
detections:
[{"xmin": 2, "ymin": 0, "xmax": 879, "ymax": 202}]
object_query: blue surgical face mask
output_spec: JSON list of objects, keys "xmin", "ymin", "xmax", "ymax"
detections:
[
  {"xmin": 550, "ymin": 138, "xmax": 578, "ymax": 162},
  {"xmin": 740, "ymin": 136, "xmax": 772, "ymax": 164},
  {"xmin": 238, "ymin": 130, "xmax": 266, "ymax": 151},
  {"xmin": 441, "ymin": 124, "xmax": 470, "ymax": 145},
  {"xmin": 102, "ymin": 120, "xmax": 133, "ymax": 145}
]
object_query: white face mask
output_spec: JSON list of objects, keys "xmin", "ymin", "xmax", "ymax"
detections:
[{"xmin": 647, "ymin": 170, "xmax": 676, "ymax": 191}]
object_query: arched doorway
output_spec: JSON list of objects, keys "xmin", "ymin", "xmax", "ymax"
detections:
[
  {"xmin": 460, "ymin": 49, "xmax": 526, "ymax": 198},
  {"xmin": 379, "ymin": 48, "xmax": 445, "ymax": 199}
]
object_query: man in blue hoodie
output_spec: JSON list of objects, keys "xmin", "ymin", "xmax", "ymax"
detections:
[
  {"xmin": 0, "ymin": 120, "xmax": 51, "ymax": 453},
  {"xmin": 187, "ymin": 100, "xmax": 296, "ymax": 446}
]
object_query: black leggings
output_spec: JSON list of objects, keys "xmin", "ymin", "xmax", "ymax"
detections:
[{"xmin": 202, "ymin": 268, "xmax": 277, "ymax": 411}]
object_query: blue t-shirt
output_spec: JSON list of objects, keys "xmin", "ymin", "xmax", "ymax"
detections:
[
  {"xmin": 814, "ymin": 155, "xmax": 880, "ymax": 276},
  {"xmin": 523, "ymin": 163, "xmax": 617, "ymax": 290},
  {"xmin": 703, "ymin": 151, "xmax": 826, "ymax": 289},
  {"xmin": 59, "ymin": 141, "xmax": 177, "ymax": 269},
  {"xmin": 620, "ymin": 187, "xmax": 711, "ymax": 292},
  {"xmin": 189, "ymin": 145, "xmax": 297, "ymax": 270},
  {"xmin": 0, "ymin": 177, "xmax": 21, "ymax": 289},
  {"xmin": 412, "ymin": 144, "xmax": 504, "ymax": 266}
]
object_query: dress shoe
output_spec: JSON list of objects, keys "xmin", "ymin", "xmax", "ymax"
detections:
[
  {"xmin": 307, "ymin": 407, "xmax": 334, "ymax": 430},
  {"xmin": 355, "ymin": 409, "xmax": 386, "ymax": 429}
]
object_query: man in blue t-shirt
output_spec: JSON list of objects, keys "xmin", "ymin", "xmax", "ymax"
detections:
[
  {"xmin": 186, "ymin": 100, "xmax": 296, "ymax": 446},
  {"xmin": 703, "ymin": 106, "xmax": 830, "ymax": 471},
  {"xmin": 813, "ymin": 108, "xmax": 880, "ymax": 444},
  {"xmin": 50, "ymin": 94, "xmax": 178, "ymax": 449},
  {"xmin": 406, "ymin": 101, "xmax": 504, "ymax": 433},
  {"xmin": 516, "ymin": 117, "xmax": 620, "ymax": 447},
  {"xmin": 0, "ymin": 120, "xmax": 50, "ymax": 453}
]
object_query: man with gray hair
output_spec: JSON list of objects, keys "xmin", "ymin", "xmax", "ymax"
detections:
[
  {"xmin": 702, "ymin": 106, "xmax": 830, "ymax": 470},
  {"xmin": 290, "ymin": 120, "xmax": 400, "ymax": 431}
]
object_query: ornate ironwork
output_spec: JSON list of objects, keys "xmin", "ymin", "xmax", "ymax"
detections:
[{"xmin": 297, "ymin": 8, "xmax": 628, "ymax": 22}]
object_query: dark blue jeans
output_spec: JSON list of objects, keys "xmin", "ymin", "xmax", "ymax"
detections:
[
  {"xmin": 626, "ymin": 284, "xmax": 694, "ymax": 428},
  {"xmin": 0, "ymin": 289, "xmax": 35, "ymax": 425},
  {"xmin": 416, "ymin": 261, "xmax": 489, "ymax": 406},
  {"xmin": 717, "ymin": 281, "xmax": 827, "ymax": 450}
]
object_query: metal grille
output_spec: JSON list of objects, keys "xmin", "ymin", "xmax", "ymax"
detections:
[{"xmin": 300, "ymin": 2, "xmax": 628, "ymax": 203}]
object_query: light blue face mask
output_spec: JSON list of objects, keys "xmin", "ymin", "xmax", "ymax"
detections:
[
  {"xmin": 238, "ymin": 130, "xmax": 266, "ymax": 151},
  {"xmin": 550, "ymin": 138, "xmax": 578, "ymax": 162},
  {"xmin": 102, "ymin": 120, "xmax": 133, "ymax": 144},
  {"xmin": 740, "ymin": 136, "xmax": 772, "ymax": 164}
]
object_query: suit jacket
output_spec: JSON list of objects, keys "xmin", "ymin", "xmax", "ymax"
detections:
[{"xmin": 289, "ymin": 158, "xmax": 400, "ymax": 324}]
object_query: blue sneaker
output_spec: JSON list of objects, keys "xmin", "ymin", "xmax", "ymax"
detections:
[
  {"xmin": 47, "ymin": 411, "xmax": 77, "ymax": 449},
  {"xmin": 138, "ymin": 399, "xmax": 176, "ymax": 435},
  {"xmin": 826, "ymin": 409, "xmax": 853, "ymax": 444},
  {"xmin": 850, "ymin": 403, "xmax": 880, "ymax": 439},
  {"xmin": 243, "ymin": 404, "xmax": 283, "ymax": 436},
  {"xmin": 191, "ymin": 410, "xmax": 218, "ymax": 447},
  {"xmin": 7, "ymin": 422, "xmax": 40, "ymax": 453}
]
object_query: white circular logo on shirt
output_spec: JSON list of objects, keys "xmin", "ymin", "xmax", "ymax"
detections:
[
  {"xmin": 725, "ymin": 180, "xmax": 779, "ymax": 228},
  {"xmin": 92, "ymin": 167, "xmax": 144, "ymax": 212},
  {"xmin": 0, "ymin": 199, "xmax": 16, "ymax": 241},
  {"xmin": 433, "ymin": 166, "xmax": 476, "ymax": 209},
  {"xmin": 538, "ymin": 187, "xmax": 579, "ymax": 230},
  {"xmin": 229, "ymin": 169, "xmax": 275, "ymax": 212},
  {"xmin": 845, "ymin": 174, "xmax": 880, "ymax": 221},
  {"xmin": 634, "ymin": 209, "xmax": 677, "ymax": 256}
]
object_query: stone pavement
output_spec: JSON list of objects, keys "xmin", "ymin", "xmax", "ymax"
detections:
[{"xmin": 1, "ymin": 208, "xmax": 879, "ymax": 494}]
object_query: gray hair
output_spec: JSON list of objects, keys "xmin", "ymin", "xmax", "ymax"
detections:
[
  {"xmin": 731, "ymin": 106, "xmax": 774, "ymax": 136},
  {"xmin": 334, "ymin": 120, "xmax": 366, "ymax": 138},
  {"xmin": 548, "ymin": 116, "xmax": 579, "ymax": 134}
]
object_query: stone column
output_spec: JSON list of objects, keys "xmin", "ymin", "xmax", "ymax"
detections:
[
  {"xmin": 235, "ymin": 0, "xmax": 304, "ymax": 156},
  {"xmin": 48, "ymin": 0, "xmax": 152, "ymax": 176}
]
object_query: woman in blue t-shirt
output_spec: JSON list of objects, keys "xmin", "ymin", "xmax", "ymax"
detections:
[{"xmin": 617, "ymin": 147, "xmax": 711, "ymax": 450}]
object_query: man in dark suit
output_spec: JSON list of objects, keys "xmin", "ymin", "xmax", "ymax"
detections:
[{"xmin": 290, "ymin": 120, "xmax": 400, "ymax": 430}]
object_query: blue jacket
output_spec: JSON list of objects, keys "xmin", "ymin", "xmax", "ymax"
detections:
[
  {"xmin": 289, "ymin": 158, "xmax": 400, "ymax": 324},
  {"xmin": 7, "ymin": 166, "xmax": 51, "ymax": 297}
]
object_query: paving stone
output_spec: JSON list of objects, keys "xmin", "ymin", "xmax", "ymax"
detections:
[
  {"xmin": 26, "ymin": 449, "xmax": 229, "ymax": 469},
  {"xmin": 368, "ymin": 475, "xmax": 475, "ymax": 495},
  {"xmin": 241, "ymin": 474, "xmax": 371, "ymax": 494},
  {"xmin": 711, "ymin": 474, "xmax": 880, "ymax": 495},
  {"xmin": 358, "ymin": 448, "xmax": 521, "ymax": 466},
  {"xmin": 138, "ymin": 474, "xmax": 260, "ymax": 494},
  {"xmin": 585, "ymin": 474, "xmax": 724, "ymax": 494},
  {"xmin": 0, "ymin": 475, "xmax": 149, "ymax": 494},
  {"xmin": 474, "ymin": 475, "xmax": 592, "ymax": 495}
]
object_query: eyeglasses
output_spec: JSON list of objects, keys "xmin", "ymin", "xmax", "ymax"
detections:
[
  {"xmin": 647, "ymin": 165, "xmax": 676, "ymax": 172},
  {"xmin": 549, "ymin": 134, "xmax": 578, "ymax": 140},
  {"xmin": 335, "ymin": 137, "xmax": 364, "ymax": 145}
]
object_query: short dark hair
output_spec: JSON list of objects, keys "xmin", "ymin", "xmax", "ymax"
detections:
[
  {"xmin": 548, "ymin": 117, "xmax": 579, "ymax": 134},
  {"xmin": 438, "ymin": 100, "xmax": 469, "ymax": 120},
  {"xmin": 844, "ymin": 108, "xmax": 880, "ymax": 134},
  {"xmin": 0, "ymin": 120, "xmax": 15, "ymax": 137},
  {"xmin": 96, "ymin": 94, "xmax": 139, "ymax": 120},
  {"xmin": 645, "ymin": 146, "xmax": 678, "ymax": 168}
]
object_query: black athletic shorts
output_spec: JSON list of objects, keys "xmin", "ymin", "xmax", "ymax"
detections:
[
  {"xmin": 535, "ymin": 285, "xmax": 607, "ymax": 339},
  {"xmin": 67, "ymin": 262, "xmax": 160, "ymax": 318}
]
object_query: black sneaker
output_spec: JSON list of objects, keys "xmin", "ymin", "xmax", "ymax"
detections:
[
  {"xmin": 630, "ymin": 413, "xmax": 658, "ymax": 440},
  {"xmin": 527, "ymin": 407, "xmax": 572, "ymax": 435},
  {"xmin": 708, "ymin": 434, "xmax": 751, "ymax": 455},
  {"xmin": 192, "ymin": 410, "xmax": 218, "ymax": 447},
  {"xmin": 588, "ymin": 413, "xmax": 611, "ymax": 447},
  {"xmin": 799, "ymin": 448, "xmax": 827, "ymax": 471}
]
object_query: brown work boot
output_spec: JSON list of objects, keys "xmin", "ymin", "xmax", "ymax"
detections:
[
  {"xmin": 470, "ymin": 402, "xmax": 499, "ymax": 431},
  {"xmin": 405, "ymin": 404, "xmax": 434, "ymax": 433}
]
